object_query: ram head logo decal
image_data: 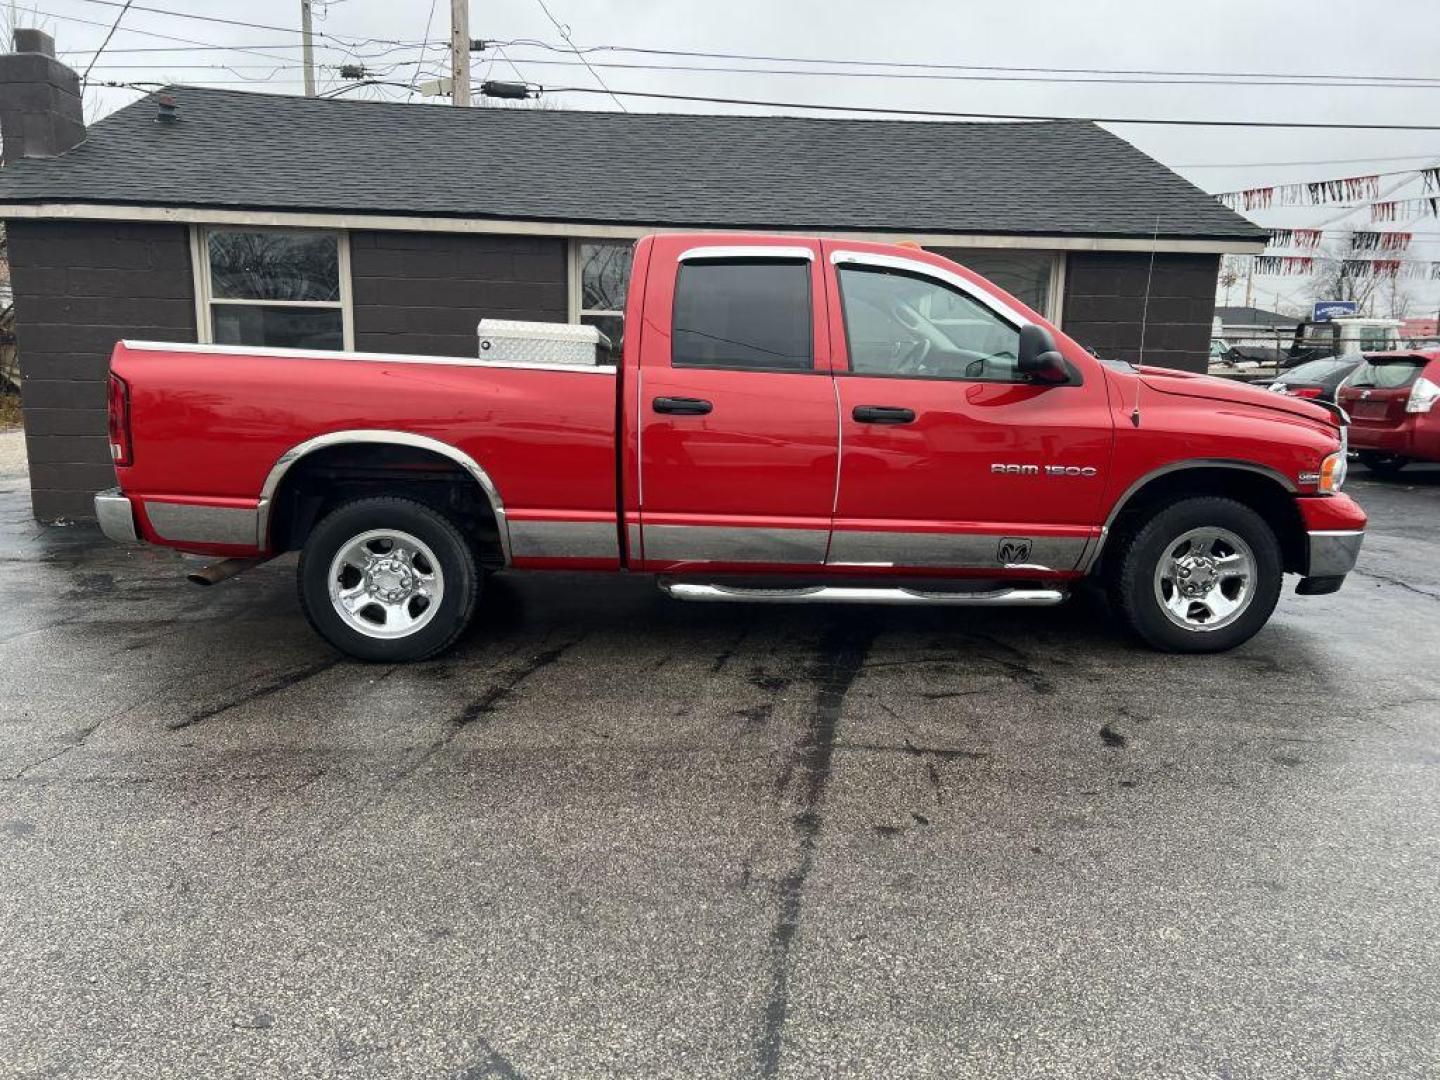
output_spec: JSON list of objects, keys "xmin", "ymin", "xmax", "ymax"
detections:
[{"xmin": 997, "ymin": 538, "xmax": 1033, "ymax": 565}]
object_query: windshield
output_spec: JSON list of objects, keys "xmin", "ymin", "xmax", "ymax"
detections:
[
  {"xmin": 1279, "ymin": 358, "xmax": 1354, "ymax": 383},
  {"xmin": 1347, "ymin": 357, "xmax": 1425, "ymax": 389}
]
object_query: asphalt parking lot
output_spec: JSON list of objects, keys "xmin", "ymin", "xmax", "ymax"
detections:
[{"xmin": 2, "ymin": 464, "xmax": 1438, "ymax": 1080}]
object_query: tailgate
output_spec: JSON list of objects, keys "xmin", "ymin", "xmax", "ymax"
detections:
[{"xmin": 1340, "ymin": 356, "xmax": 1426, "ymax": 427}]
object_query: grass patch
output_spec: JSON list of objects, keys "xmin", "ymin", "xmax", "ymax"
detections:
[{"xmin": 0, "ymin": 393, "xmax": 20, "ymax": 430}]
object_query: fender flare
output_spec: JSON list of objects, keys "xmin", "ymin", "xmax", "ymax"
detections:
[
  {"xmin": 255, "ymin": 429, "xmax": 510, "ymax": 562},
  {"xmin": 1078, "ymin": 459, "xmax": 1297, "ymax": 574}
]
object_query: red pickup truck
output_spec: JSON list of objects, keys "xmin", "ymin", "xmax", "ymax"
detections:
[{"xmin": 94, "ymin": 233, "xmax": 1365, "ymax": 661}]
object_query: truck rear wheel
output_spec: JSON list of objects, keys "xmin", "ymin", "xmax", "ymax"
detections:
[
  {"xmin": 297, "ymin": 496, "xmax": 479, "ymax": 662},
  {"xmin": 1106, "ymin": 496, "xmax": 1282, "ymax": 653}
]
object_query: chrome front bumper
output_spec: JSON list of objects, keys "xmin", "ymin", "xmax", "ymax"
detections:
[
  {"xmin": 94, "ymin": 488, "xmax": 139, "ymax": 544},
  {"xmin": 1305, "ymin": 529, "xmax": 1364, "ymax": 578}
]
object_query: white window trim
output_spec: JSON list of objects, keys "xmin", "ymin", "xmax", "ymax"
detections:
[
  {"xmin": 1048, "ymin": 254, "xmax": 1067, "ymax": 329},
  {"xmin": 568, "ymin": 238, "xmax": 628, "ymax": 327},
  {"xmin": 189, "ymin": 225, "xmax": 354, "ymax": 349},
  {"xmin": 565, "ymin": 238, "xmax": 1065, "ymax": 328}
]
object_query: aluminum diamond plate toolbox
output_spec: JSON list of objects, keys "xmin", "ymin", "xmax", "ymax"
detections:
[{"xmin": 477, "ymin": 319, "xmax": 612, "ymax": 367}]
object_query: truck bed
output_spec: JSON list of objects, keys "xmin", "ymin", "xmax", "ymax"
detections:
[{"xmin": 109, "ymin": 340, "xmax": 621, "ymax": 564}]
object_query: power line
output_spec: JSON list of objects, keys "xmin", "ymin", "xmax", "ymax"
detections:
[
  {"xmin": 64, "ymin": 42, "xmax": 306, "ymax": 54},
  {"xmin": 530, "ymin": 0, "xmax": 626, "ymax": 111},
  {"xmin": 84, "ymin": 63, "xmax": 307, "ymax": 70},
  {"xmin": 407, "ymin": 0, "xmax": 438, "ymax": 98},
  {"xmin": 66, "ymin": 0, "xmax": 430, "ymax": 49},
  {"xmin": 542, "ymin": 85, "xmax": 1440, "ymax": 131},
  {"xmin": 78, "ymin": 0, "xmax": 132, "ymax": 94},
  {"xmin": 35, "ymin": 6, "xmax": 329, "ymax": 64},
  {"xmin": 496, "ymin": 37, "xmax": 1440, "ymax": 87},
  {"xmin": 495, "ymin": 53, "xmax": 1440, "ymax": 91},
  {"xmin": 1178, "ymin": 154, "xmax": 1440, "ymax": 169},
  {"xmin": 1209, "ymin": 164, "xmax": 1439, "ymax": 197},
  {"xmin": 66, "ymin": 0, "xmax": 322, "ymax": 38}
]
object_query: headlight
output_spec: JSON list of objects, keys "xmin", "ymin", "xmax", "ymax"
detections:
[{"xmin": 1318, "ymin": 450, "xmax": 1347, "ymax": 493}]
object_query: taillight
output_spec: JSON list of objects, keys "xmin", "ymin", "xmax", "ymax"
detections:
[
  {"xmin": 1293, "ymin": 387, "xmax": 1322, "ymax": 399},
  {"xmin": 1406, "ymin": 376, "xmax": 1440, "ymax": 414},
  {"xmin": 107, "ymin": 373, "xmax": 132, "ymax": 466}
]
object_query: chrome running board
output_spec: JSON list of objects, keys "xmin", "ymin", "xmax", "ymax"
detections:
[{"xmin": 658, "ymin": 582, "xmax": 1067, "ymax": 607}]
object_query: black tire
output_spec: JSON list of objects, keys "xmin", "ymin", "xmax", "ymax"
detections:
[
  {"xmin": 1106, "ymin": 496, "xmax": 1283, "ymax": 654},
  {"xmin": 297, "ymin": 496, "xmax": 480, "ymax": 662},
  {"xmin": 1357, "ymin": 451, "xmax": 1408, "ymax": 476}
]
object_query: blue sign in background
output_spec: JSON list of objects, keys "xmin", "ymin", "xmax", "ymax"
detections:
[{"xmin": 1313, "ymin": 300, "xmax": 1359, "ymax": 322}]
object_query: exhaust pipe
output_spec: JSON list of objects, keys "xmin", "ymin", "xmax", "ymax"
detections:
[{"xmin": 186, "ymin": 556, "xmax": 268, "ymax": 587}]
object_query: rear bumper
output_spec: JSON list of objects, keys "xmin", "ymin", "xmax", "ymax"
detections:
[
  {"xmin": 1305, "ymin": 529, "xmax": 1364, "ymax": 577},
  {"xmin": 1348, "ymin": 422, "xmax": 1413, "ymax": 454},
  {"xmin": 94, "ymin": 488, "xmax": 139, "ymax": 544},
  {"xmin": 1349, "ymin": 418, "xmax": 1440, "ymax": 461}
]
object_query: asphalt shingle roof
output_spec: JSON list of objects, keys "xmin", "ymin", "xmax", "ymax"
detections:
[
  {"xmin": 1215, "ymin": 305, "xmax": 1299, "ymax": 327},
  {"xmin": 0, "ymin": 86, "xmax": 1265, "ymax": 241}
]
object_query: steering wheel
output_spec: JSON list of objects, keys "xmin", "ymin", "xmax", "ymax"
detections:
[
  {"xmin": 889, "ymin": 298, "xmax": 945, "ymax": 373},
  {"xmin": 893, "ymin": 336, "xmax": 932, "ymax": 374}
]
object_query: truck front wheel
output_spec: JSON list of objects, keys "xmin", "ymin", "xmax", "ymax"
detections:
[
  {"xmin": 1106, "ymin": 496, "xmax": 1282, "ymax": 653},
  {"xmin": 297, "ymin": 496, "xmax": 480, "ymax": 662}
]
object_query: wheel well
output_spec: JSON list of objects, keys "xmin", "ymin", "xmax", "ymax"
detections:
[
  {"xmin": 267, "ymin": 443, "xmax": 505, "ymax": 569},
  {"xmin": 1097, "ymin": 467, "xmax": 1307, "ymax": 577}
]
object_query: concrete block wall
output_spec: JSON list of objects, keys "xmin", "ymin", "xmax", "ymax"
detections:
[
  {"xmin": 1061, "ymin": 252, "xmax": 1220, "ymax": 373},
  {"xmin": 8, "ymin": 219, "xmax": 196, "ymax": 520}
]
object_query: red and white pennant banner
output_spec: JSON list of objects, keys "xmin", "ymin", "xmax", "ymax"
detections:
[
  {"xmin": 1252, "ymin": 256, "xmax": 1316, "ymax": 275},
  {"xmin": 1250, "ymin": 257, "xmax": 1440, "ymax": 279},
  {"xmin": 1267, "ymin": 228, "xmax": 1324, "ymax": 249},
  {"xmin": 1336, "ymin": 259, "xmax": 1440, "ymax": 280},
  {"xmin": 1216, "ymin": 174, "xmax": 1381, "ymax": 211},
  {"xmin": 1371, "ymin": 196, "xmax": 1440, "ymax": 222},
  {"xmin": 1350, "ymin": 231, "xmax": 1413, "ymax": 253}
]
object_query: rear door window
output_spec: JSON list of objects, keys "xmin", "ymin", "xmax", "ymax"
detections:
[{"xmin": 671, "ymin": 260, "xmax": 813, "ymax": 372}]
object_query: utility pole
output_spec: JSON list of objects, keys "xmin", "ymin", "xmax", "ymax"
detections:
[
  {"xmin": 300, "ymin": 0, "xmax": 315, "ymax": 97},
  {"xmin": 450, "ymin": 0, "xmax": 470, "ymax": 106}
]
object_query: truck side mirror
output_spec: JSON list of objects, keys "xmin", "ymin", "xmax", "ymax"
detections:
[{"xmin": 1018, "ymin": 323, "xmax": 1071, "ymax": 384}]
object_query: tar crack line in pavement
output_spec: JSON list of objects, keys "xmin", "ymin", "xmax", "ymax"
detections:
[
  {"xmin": 167, "ymin": 657, "xmax": 342, "ymax": 731},
  {"xmin": 452, "ymin": 638, "xmax": 582, "ymax": 727},
  {"xmin": 453, "ymin": 1034, "xmax": 524, "ymax": 1079},
  {"xmin": 756, "ymin": 619, "xmax": 876, "ymax": 1079}
]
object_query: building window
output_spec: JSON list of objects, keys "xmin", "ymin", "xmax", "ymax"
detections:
[
  {"xmin": 937, "ymin": 250, "xmax": 1063, "ymax": 324},
  {"xmin": 193, "ymin": 227, "xmax": 352, "ymax": 350},
  {"xmin": 572, "ymin": 240, "xmax": 632, "ymax": 352}
]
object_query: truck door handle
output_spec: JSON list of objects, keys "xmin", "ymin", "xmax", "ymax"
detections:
[
  {"xmin": 653, "ymin": 396, "xmax": 713, "ymax": 415},
  {"xmin": 852, "ymin": 405, "xmax": 916, "ymax": 424}
]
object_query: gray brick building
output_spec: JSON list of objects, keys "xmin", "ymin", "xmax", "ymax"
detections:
[{"xmin": 0, "ymin": 32, "xmax": 1264, "ymax": 521}]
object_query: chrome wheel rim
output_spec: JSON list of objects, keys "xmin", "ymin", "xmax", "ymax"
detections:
[
  {"xmin": 1152, "ymin": 526, "xmax": 1255, "ymax": 632},
  {"xmin": 327, "ymin": 529, "xmax": 444, "ymax": 640}
]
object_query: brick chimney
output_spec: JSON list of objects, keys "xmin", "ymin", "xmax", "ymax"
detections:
[{"xmin": 0, "ymin": 29, "xmax": 85, "ymax": 163}]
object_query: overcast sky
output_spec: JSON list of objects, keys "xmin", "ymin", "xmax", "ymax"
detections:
[{"xmin": 19, "ymin": 0, "xmax": 1440, "ymax": 319}]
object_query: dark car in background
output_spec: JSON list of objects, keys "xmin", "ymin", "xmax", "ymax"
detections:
[
  {"xmin": 1337, "ymin": 351, "xmax": 1440, "ymax": 474},
  {"xmin": 1268, "ymin": 357, "xmax": 1362, "ymax": 403}
]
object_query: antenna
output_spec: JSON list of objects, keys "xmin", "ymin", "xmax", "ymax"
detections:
[{"xmin": 1137, "ymin": 214, "xmax": 1160, "ymax": 364}]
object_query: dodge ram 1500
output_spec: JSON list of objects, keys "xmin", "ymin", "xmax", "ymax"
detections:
[{"xmin": 94, "ymin": 233, "xmax": 1366, "ymax": 661}]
